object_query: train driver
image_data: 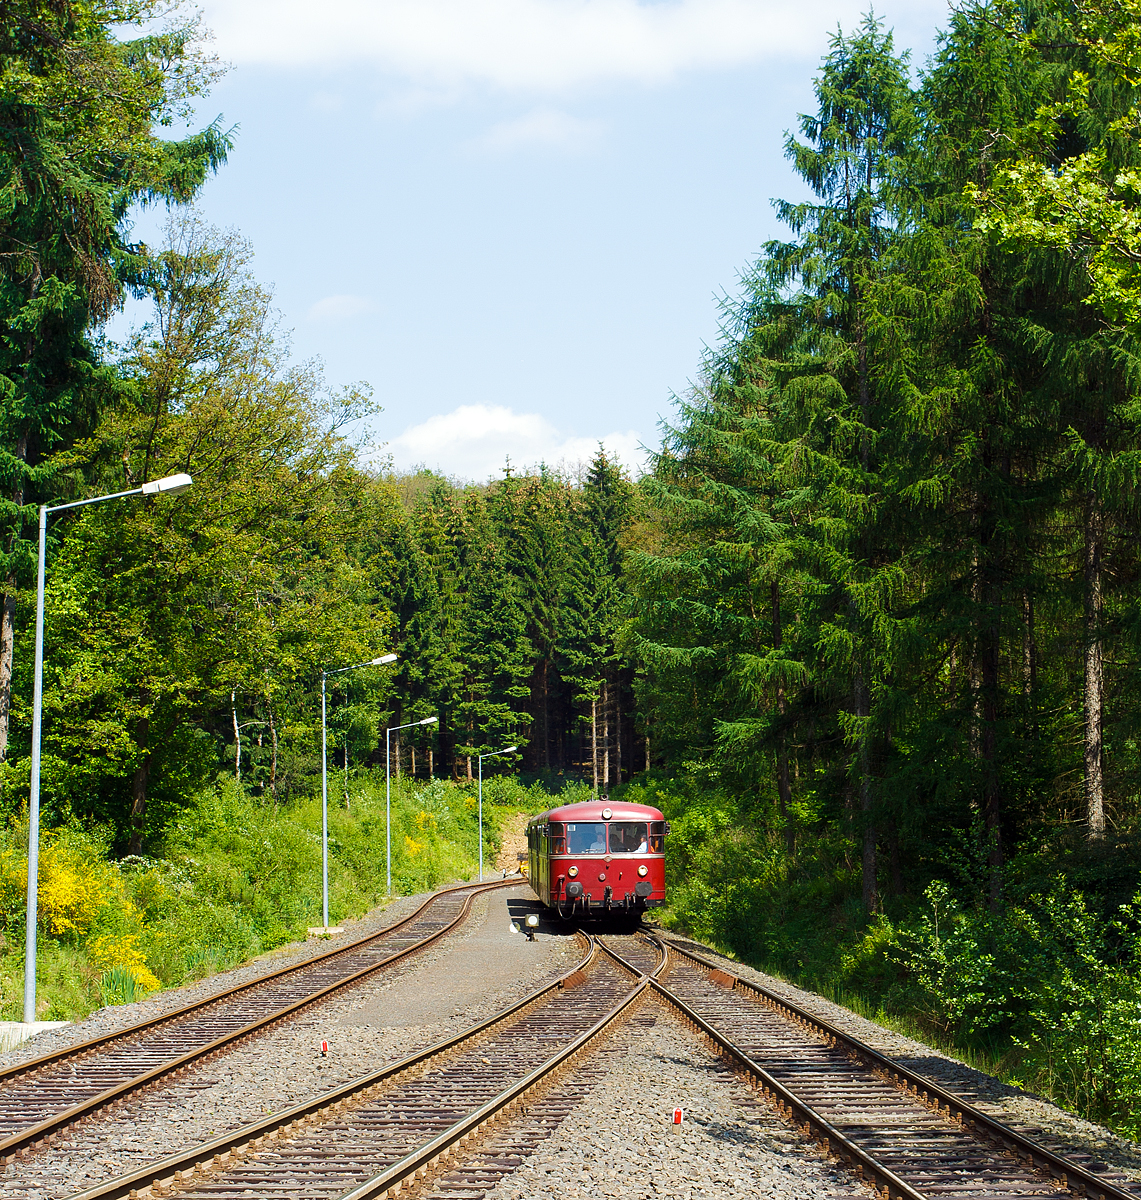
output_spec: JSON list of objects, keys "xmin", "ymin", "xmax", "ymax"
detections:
[{"xmin": 589, "ymin": 827, "xmax": 606, "ymax": 852}]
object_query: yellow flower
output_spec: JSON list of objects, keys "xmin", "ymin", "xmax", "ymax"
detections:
[{"xmin": 87, "ymin": 933, "xmax": 160, "ymax": 993}]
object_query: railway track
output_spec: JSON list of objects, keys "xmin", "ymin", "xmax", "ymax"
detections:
[
  {"xmin": 622, "ymin": 933, "xmax": 1141, "ymax": 1200},
  {"xmin": 0, "ymin": 877, "xmax": 515, "ymax": 1164},
  {"xmin": 60, "ymin": 931, "xmax": 660, "ymax": 1200},
  {"xmin": 35, "ymin": 921, "xmax": 1140, "ymax": 1200}
]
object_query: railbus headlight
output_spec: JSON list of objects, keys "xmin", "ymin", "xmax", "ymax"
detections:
[
  {"xmin": 637, "ymin": 865, "xmax": 648, "ymax": 877},
  {"xmin": 568, "ymin": 866, "xmax": 578, "ymax": 877}
]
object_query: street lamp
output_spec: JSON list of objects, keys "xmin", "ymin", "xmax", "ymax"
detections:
[
  {"xmin": 385, "ymin": 716, "xmax": 438, "ymax": 895},
  {"xmin": 477, "ymin": 745, "xmax": 517, "ymax": 882},
  {"xmin": 24, "ymin": 473, "xmax": 194, "ymax": 1024},
  {"xmin": 320, "ymin": 653, "xmax": 397, "ymax": 928}
]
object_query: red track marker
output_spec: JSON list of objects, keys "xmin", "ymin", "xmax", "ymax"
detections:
[
  {"xmin": 672, "ymin": 1107, "xmax": 683, "ymax": 1124},
  {"xmin": 320, "ymin": 1040, "xmax": 329, "ymax": 1057}
]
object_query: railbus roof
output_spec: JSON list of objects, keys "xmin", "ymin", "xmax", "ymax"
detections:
[{"xmin": 527, "ymin": 799, "xmax": 665, "ymax": 826}]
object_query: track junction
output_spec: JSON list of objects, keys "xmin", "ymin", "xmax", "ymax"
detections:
[{"xmin": 0, "ymin": 882, "xmax": 1137, "ymax": 1200}]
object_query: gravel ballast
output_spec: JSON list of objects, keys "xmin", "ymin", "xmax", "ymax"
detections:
[
  {"xmin": 656, "ymin": 929, "xmax": 1141, "ymax": 1185},
  {"xmin": 477, "ymin": 1001, "xmax": 866, "ymax": 1200},
  {"xmin": 0, "ymin": 885, "xmax": 580, "ymax": 1200}
]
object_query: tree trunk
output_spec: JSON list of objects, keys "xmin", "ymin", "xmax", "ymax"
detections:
[
  {"xmin": 591, "ymin": 695, "xmax": 598, "ymax": 796},
  {"xmin": 129, "ymin": 714, "xmax": 151, "ymax": 854},
  {"xmin": 644, "ymin": 730, "xmax": 650, "ymax": 773},
  {"xmin": 268, "ymin": 700, "xmax": 278, "ymax": 807},
  {"xmin": 980, "ymin": 579, "xmax": 1003, "ymax": 908},
  {"xmin": 0, "ymin": 587, "xmax": 17, "ymax": 762},
  {"xmin": 232, "ymin": 690, "xmax": 241, "ymax": 782},
  {"xmin": 542, "ymin": 658, "xmax": 550, "ymax": 770},
  {"xmin": 601, "ymin": 678, "xmax": 609, "ymax": 792},
  {"xmin": 1084, "ymin": 495, "xmax": 1106, "ymax": 840},
  {"xmin": 772, "ymin": 581, "xmax": 794, "ymax": 855},
  {"xmin": 0, "ymin": 433, "xmax": 30, "ymax": 761},
  {"xmin": 614, "ymin": 678, "xmax": 622, "ymax": 788},
  {"xmin": 428, "ymin": 746, "xmax": 434, "ymax": 779},
  {"xmin": 855, "ymin": 668, "xmax": 876, "ymax": 914},
  {"xmin": 1021, "ymin": 589, "xmax": 1035, "ymax": 697}
]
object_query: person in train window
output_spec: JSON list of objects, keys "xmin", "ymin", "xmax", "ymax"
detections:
[{"xmin": 589, "ymin": 827, "xmax": 606, "ymax": 852}]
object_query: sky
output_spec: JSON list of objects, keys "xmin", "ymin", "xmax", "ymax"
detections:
[{"xmin": 118, "ymin": 0, "xmax": 954, "ymax": 483}]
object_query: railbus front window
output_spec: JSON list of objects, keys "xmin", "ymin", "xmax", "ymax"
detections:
[
  {"xmin": 649, "ymin": 821, "xmax": 666, "ymax": 854},
  {"xmin": 609, "ymin": 822, "xmax": 648, "ymax": 854},
  {"xmin": 548, "ymin": 822, "xmax": 567, "ymax": 854},
  {"xmin": 566, "ymin": 823, "xmax": 606, "ymax": 854}
]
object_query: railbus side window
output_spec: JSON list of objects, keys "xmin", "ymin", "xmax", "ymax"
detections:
[
  {"xmin": 548, "ymin": 822, "xmax": 566, "ymax": 854},
  {"xmin": 649, "ymin": 822, "xmax": 666, "ymax": 854}
]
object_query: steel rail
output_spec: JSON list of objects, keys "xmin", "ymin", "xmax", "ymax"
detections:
[
  {"xmin": 336, "ymin": 959, "xmax": 650, "ymax": 1200},
  {"xmin": 62, "ymin": 932, "xmax": 600, "ymax": 1200},
  {"xmin": 0, "ymin": 877, "xmax": 517, "ymax": 1162},
  {"xmin": 594, "ymin": 931, "xmax": 669, "ymax": 980},
  {"xmin": 658, "ymin": 935, "xmax": 1136, "ymax": 1200},
  {"xmin": 1, "ymin": 876, "xmax": 508, "ymax": 1087}
]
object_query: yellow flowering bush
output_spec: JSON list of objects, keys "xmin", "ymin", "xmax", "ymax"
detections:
[
  {"xmin": 87, "ymin": 933, "xmax": 160, "ymax": 993},
  {"xmin": 0, "ymin": 827, "xmax": 120, "ymax": 937},
  {"xmin": 403, "ymin": 834, "xmax": 423, "ymax": 858}
]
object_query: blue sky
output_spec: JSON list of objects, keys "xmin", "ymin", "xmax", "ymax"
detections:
[{"xmin": 120, "ymin": 0, "xmax": 952, "ymax": 482}]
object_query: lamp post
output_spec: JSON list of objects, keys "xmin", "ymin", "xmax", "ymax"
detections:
[
  {"xmin": 385, "ymin": 717, "xmax": 438, "ymax": 895},
  {"xmin": 477, "ymin": 745, "xmax": 517, "ymax": 882},
  {"xmin": 320, "ymin": 654, "xmax": 397, "ymax": 928},
  {"xmin": 24, "ymin": 472, "xmax": 194, "ymax": 1024}
]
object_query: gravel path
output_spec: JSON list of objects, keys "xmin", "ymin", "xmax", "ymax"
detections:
[
  {"xmin": 0, "ymin": 886, "xmax": 580, "ymax": 1200},
  {"xmin": 479, "ymin": 999, "xmax": 866, "ymax": 1200},
  {"xmin": 655, "ymin": 929, "xmax": 1141, "ymax": 1183}
]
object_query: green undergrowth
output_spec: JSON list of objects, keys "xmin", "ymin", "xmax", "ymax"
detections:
[
  {"xmin": 614, "ymin": 772, "xmax": 1141, "ymax": 1142},
  {"xmin": 0, "ymin": 772, "xmax": 569, "ymax": 1023}
]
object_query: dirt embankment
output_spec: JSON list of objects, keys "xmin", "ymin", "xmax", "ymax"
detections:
[{"xmin": 495, "ymin": 809, "xmax": 532, "ymax": 873}]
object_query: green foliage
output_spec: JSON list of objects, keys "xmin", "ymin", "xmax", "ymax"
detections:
[
  {"xmin": 0, "ymin": 772, "xmax": 582, "ymax": 1021},
  {"xmin": 0, "ymin": 0, "xmax": 229, "ymax": 697}
]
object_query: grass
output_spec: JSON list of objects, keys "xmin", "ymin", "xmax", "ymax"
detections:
[{"xmin": 0, "ymin": 770, "xmax": 571, "ymax": 1023}]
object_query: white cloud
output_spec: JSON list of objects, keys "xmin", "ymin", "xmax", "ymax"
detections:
[
  {"xmin": 204, "ymin": 0, "xmax": 903, "ymax": 90},
  {"xmin": 306, "ymin": 294, "xmax": 378, "ymax": 321},
  {"xmin": 385, "ymin": 403, "xmax": 646, "ymax": 482},
  {"xmin": 468, "ymin": 108, "xmax": 602, "ymax": 154}
]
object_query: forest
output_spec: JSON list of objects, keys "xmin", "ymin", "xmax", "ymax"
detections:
[{"xmin": 1, "ymin": 0, "xmax": 1140, "ymax": 1137}]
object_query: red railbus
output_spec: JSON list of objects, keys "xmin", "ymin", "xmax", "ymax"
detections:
[{"xmin": 526, "ymin": 799, "xmax": 667, "ymax": 918}]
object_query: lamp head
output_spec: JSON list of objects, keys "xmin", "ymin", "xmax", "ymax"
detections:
[
  {"xmin": 371, "ymin": 654, "xmax": 398, "ymax": 665},
  {"xmin": 504, "ymin": 745, "xmax": 518, "ymax": 753},
  {"xmin": 141, "ymin": 473, "xmax": 193, "ymax": 496},
  {"xmin": 420, "ymin": 716, "xmax": 438, "ymax": 725}
]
